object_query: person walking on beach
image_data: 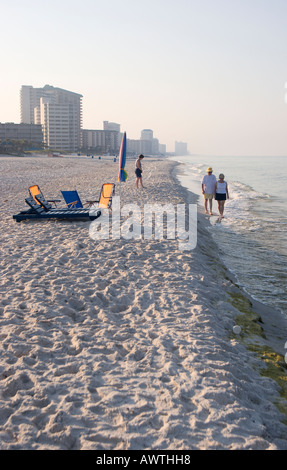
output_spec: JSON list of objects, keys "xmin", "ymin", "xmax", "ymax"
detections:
[
  {"xmin": 135, "ymin": 154, "xmax": 144, "ymax": 188},
  {"xmin": 201, "ymin": 167, "xmax": 217, "ymax": 215},
  {"xmin": 215, "ymin": 173, "xmax": 229, "ymax": 217}
]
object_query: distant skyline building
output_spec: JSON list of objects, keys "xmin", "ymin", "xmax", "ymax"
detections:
[
  {"xmin": 126, "ymin": 138, "xmax": 141, "ymax": 155},
  {"xmin": 20, "ymin": 85, "xmax": 83, "ymax": 152},
  {"xmin": 175, "ymin": 141, "xmax": 188, "ymax": 155},
  {"xmin": 139, "ymin": 139, "xmax": 152, "ymax": 155},
  {"xmin": 0, "ymin": 122, "xmax": 43, "ymax": 145},
  {"xmin": 152, "ymin": 138, "xmax": 159, "ymax": 155},
  {"xmin": 103, "ymin": 121, "xmax": 121, "ymax": 133},
  {"xmin": 140, "ymin": 129, "xmax": 154, "ymax": 154},
  {"xmin": 141, "ymin": 129, "xmax": 153, "ymax": 141},
  {"xmin": 82, "ymin": 126, "xmax": 120, "ymax": 154},
  {"xmin": 126, "ymin": 129, "xmax": 163, "ymax": 155}
]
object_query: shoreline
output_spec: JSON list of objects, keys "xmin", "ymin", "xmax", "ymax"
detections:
[
  {"xmin": 0, "ymin": 155, "xmax": 287, "ymax": 449},
  {"xmin": 172, "ymin": 159, "xmax": 287, "ymax": 419},
  {"xmin": 172, "ymin": 160, "xmax": 287, "ymax": 355},
  {"xmin": 172, "ymin": 156, "xmax": 287, "ymax": 318}
]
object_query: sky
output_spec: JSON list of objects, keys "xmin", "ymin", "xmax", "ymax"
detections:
[{"xmin": 1, "ymin": 0, "xmax": 287, "ymax": 155}]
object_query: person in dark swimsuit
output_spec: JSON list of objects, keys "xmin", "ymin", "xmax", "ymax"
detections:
[{"xmin": 135, "ymin": 154, "xmax": 144, "ymax": 188}]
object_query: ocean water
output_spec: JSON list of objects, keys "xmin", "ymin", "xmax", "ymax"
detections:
[{"xmin": 171, "ymin": 155, "xmax": 287, "ymax": 317}]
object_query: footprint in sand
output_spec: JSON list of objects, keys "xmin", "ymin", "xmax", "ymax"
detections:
[
  {"xmin": 2, "ymin": 372, "xmax": 34, "ymax": 398},
  {"xmin": 68, "ymin": 298, "xmax": 86, "ymax": 311},
  {"xmin": 111, "ymin": 304, "xmax": 129, "ymax": 313}
]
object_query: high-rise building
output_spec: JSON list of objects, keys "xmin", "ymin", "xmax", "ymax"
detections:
[
  {"xmin": 175, "ymin": 141, "xmax": 188, "ymax": 155},
  {"xmin": 126, "ymin": 128, "xmax": 164, "ymax": 155},
  {"xmin": 103, "ymin": 121, "xmax": 121, "ymax": 133},
  {"xmin": 152, "ymin": 138, "xmax": 159, "ymax": 155},
  {"xmin": 82, "ymin": 129, "xmax": 119, "ymax": 154},
  {"xmin": 126, "ymin": 139, "xmax": 141, "ymax": 155},
  {"xmin": 20, "ymin": 85, "xmax": 83, "ymax": 152},
  {"xmin": 158, "ymin": 143, "xmax": 166, "ymax": 154},
  {"xmin": 141, "ymin": 129, "xmax": 153, "ymax": 141}
]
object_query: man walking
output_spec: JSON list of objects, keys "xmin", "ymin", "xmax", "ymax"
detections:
[{"xmin": 201, "ymin": 167, "xmax": 217, "ymax": 215}]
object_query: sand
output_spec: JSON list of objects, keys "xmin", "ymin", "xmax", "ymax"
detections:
[{"xmin": 0, "ymin": 154, "xmax": 287, "ymax": 450}]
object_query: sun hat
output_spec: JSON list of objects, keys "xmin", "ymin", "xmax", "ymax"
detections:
[
  {"xmin": 219, "ymin": 173, "xmax": 224, "ymax": 179},
  {"xmin": 206, "ymin": 167, "xmax": 213, "ymax": 172}
]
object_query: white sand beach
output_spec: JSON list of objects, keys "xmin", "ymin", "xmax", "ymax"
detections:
[{"xmin": 0, "ymin": 154, "xmax": 287, "ymax": 450}]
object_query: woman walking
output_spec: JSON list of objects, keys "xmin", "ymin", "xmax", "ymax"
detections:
[{"xmin": 215, "ymin": 173, "xmax": 229, "ymax": 217}]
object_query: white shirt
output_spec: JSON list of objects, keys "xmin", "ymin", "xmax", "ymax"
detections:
[
  {"xmin": 202, "ymin": 174, "xmax": 216, "ymax": 193},
  {"xmin": 216, "ymin": 181, "xmax": 227, "ymax": 194}
]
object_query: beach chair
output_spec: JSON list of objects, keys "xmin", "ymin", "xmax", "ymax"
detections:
[
  {"xmin": 87, "ymin": 183, "xmax": 115, "ymax": 209},
  {"xmin": 61, "ymin": 190, "xmax": 84, "ymax": 208},
  {"xmin": 13, "ymin": 196, "xmax": 101, "ymax": 222},
  {"xmin": 29, "ymin": 184, "xmax": 61, "ymax": 207}
]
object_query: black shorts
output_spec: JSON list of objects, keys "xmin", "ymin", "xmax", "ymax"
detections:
[
  {"xmin": 135, "ymin": 168, "xmax": 142, "ymax": 178},
  {"xmin": 215, "ymin": 193, "xmax": 226, "ymax": 201}
]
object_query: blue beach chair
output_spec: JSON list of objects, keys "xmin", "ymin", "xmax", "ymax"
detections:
[
  {"xmin": 61, "ymin": 190, "xmax": 83, "ymax": 208},
  {"xmin": 61, "ymin": 184, "xmax": 115, "ymax": 209}
]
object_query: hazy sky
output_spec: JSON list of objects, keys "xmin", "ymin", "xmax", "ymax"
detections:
[{"xmin": 1, "ymin": 0, "xmax": 287, "ymax": 155}]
